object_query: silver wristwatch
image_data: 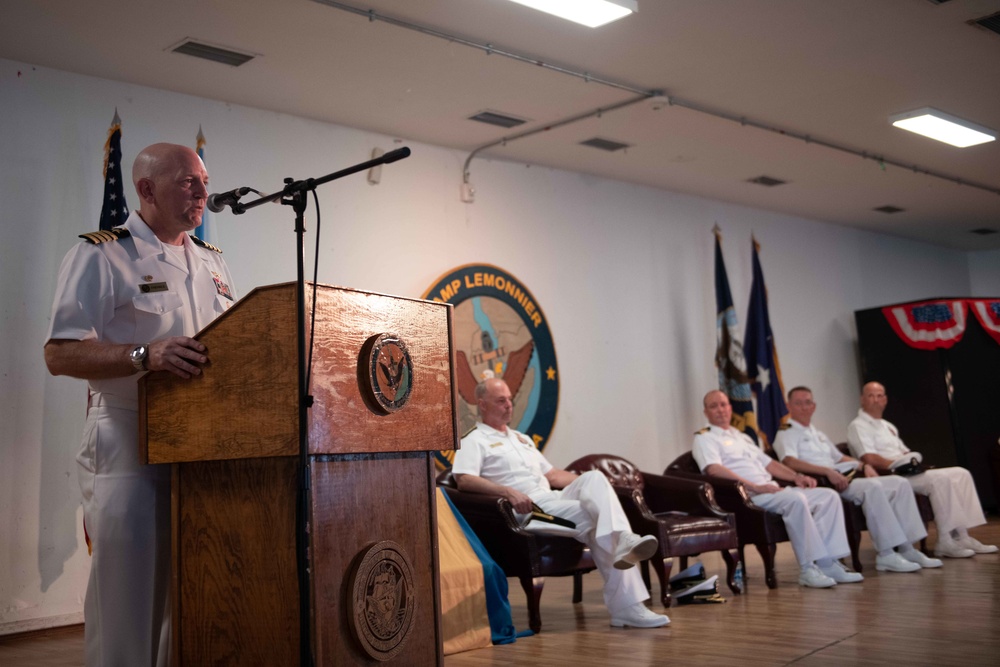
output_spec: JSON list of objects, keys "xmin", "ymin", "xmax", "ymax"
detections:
[{"xmin": 129, "ymin": 344, "xmax": 149, "ymax": 373}]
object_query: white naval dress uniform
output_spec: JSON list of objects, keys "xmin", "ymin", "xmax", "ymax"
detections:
[
  {"xmin": 773, "ymin": 420, "xmax": 926, "ymax": 552},
  {"xmin": 847, "ymin": 410, "xmax": 986, "ymax": 535},
  {"xmin": 47, "ymin": 212, "xmax": 237, "ymax": 667},
  {"xmin": 693, "ymin": 425, "xmax": 850, "ymax": 567},
  {"xmin": 453, "ymin": 423, "xmax": 648, "ymax": 614}
]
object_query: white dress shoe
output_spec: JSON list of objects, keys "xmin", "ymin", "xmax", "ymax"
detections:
[
  {"xmin": 798, "ymin": 565, "xmax": 837, "ymax": 588},
  {"xmin": 819, "ymin": 561, "xmax": 864, "ymax": 583},
  {"xmin": 957, "ymin": 535, "xmax": 999, "ymax": 554},
  {"xmin": 613, "ymin": 533, "xmax": 658, "ymax": 570},
  {"xmin": 875, "ymin": 551, "xmax": 921, "ymax": 573},
  {"xmin": 934, "ymin": 539, "xmax": 975, "ymax": 558},
  {"xmin": 899, "ymin": 549, "xmax": 943, "ymax": 569},
  {"xmin": 609, "ymin": 602, "xmax": 670, "ymax": 628}
]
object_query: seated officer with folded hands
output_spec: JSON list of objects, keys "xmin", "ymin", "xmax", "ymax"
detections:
[{"xmin": 773, "ymin": 386, "xmax": 942, "ymax": 573}]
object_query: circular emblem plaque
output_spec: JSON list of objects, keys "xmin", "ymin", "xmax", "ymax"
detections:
[
  {"xmin": 358, "ymin": 333, "xmax": 413, "ymax": 414},
  {"xmin": 348, "ymin": 541, "xmax": 417, "ymax": 661},
  {"xmin": 422, "ymin": 263, "xmax": 560, "ymax": 468}
]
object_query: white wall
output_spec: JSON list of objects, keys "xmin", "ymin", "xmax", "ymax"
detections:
[
  {"xmin": 968, "ymin": 249, "xmax": 1000, "ymax": 296},
  {"xmin": 0, "ymin": 58, "xmax": 975, "ymax": 633}
]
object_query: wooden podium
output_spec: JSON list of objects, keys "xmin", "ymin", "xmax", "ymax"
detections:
[{"xmin": 139, "ymin": 283, "xmax": 457, "ymax": 665}]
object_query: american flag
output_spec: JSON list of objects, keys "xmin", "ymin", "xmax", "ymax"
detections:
[{"xmin": 98, "ymin": 110, "xmax": 129, "ymax": 231}]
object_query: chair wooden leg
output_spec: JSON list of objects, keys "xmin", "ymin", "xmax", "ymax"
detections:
[
  {"xmin": 520, "ymin": 575, "xmax": 545, "ymax": 633},
  {"xmin": 722, "ymin": 548, "xmax": 741, "ymax": 595},
  {"xmin": 679, "ymin": 555, "xmax": 689, "ymax": 571},
  {"xmin": 649, "ymin": 555, "xmax": 673, "ymax": 608},
  {"xmin": 572, "ymin": 571, "xmax": 584, "ymax": 604},
  {"xmin": 847, "ymin": 525, "xmax": 863, "ymax": 573},
  {"xmin": 756, "ymin": 542, "xmax": 779, "ymax": 589}
]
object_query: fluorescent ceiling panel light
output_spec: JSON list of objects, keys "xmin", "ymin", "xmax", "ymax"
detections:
[
  {"xmin": 507, "ymin": 0, "xmax": 637, "ymax": 28},
  {"xmin": 889, "ymin": 107, "xmax": 996, "ymax": 148}
]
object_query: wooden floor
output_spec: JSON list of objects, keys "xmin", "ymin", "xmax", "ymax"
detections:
[{"xmin": 3, "ymin": 519, "xmax": 998, "ymax": 666}]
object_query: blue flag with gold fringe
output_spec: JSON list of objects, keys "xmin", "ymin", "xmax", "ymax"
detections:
[
  {"xmin": 713, "ymin": 228, "xmax": 758, "ymax": 443},
  {"xmin": 193, "ymin": 126, "xmax": 217, "ymax": 245},
  {"xmin": 744, "ymin": 238, "xmax": 788, "ymax": 449},
  {"xmin": 99, "ymin": 110, "xmax": 129, "ymax": 231}
]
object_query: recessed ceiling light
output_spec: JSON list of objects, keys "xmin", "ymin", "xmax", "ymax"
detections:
[
  {"xmin": 969, "ymin": 228, "xmax": 998, "ymax": 235},
  {"xmin": 507, "ymin": 0, "xmax": 637, "ymax": 28},
  {"xmin": 889, "ymin": 107, "xmax": 996, "ymax": 148},
  {"xmin": 874, "ymin": 205, "xmax": 905, "ymax": 214}
]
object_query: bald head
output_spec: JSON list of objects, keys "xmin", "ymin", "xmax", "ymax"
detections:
[
  {"xmin": 703, "ymin": 390, "xmax": 732, "ymax": 428},
  {"xmin": 132, "ymin": 143, "xmax": 199, "ymax": 188},
  {"xmin": 703, "ymin": 389, "xmax": 726, "ymax": 408},
  {"xmin": 476, "ymin": 378, "xmax": 513, "ymax": 430},
  {"xmin": 860, "ymin": 382, "xmax": 887, "ymax": 418},
  {"xmin": 131, "ymin": 143, "xmax": 209, "ymax": 244}
]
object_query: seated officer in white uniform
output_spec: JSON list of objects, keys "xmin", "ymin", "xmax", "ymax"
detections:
[
  {"xmin": 773, "ymin": 386, "xmax": 942, "ymax": 573},
  {"xmin": 452, "ymin": 378, "xmax": 668, "ymax": 629},
  {"xmin": 848, "ymin": 382, "xmax": 997, "ymax": 559},
  {"xmin": 694, "ymin": 390, "xmax": 860, "ymax": 588}
]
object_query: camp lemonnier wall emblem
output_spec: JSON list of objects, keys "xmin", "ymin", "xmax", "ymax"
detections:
[
  {"xmin": 423, "ymin": 263, "xmax": 559, "ymax": 468},
  {"xmin": 349, "ymin": 541, "xmax": 417, "ymax": 661},
  {"xmin": 358, "ymin": 333, "xmax": 413, "ymax": 415}
]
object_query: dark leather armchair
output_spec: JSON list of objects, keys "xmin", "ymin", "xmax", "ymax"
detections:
[
  {"xmin": 436, "ymin": 470, "xmax": 595, "ymax": 633},
  {"xmin": 566, "ymin": 454, "xmax": 740, "ymax": 607},
  {"xmin": 666, "ymin": 451, "xmax": 788, "ymax": 589}
]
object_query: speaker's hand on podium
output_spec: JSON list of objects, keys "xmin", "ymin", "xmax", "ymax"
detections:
[{"xmin": 148, "ymin": 336, "xmax": 208, "ymax": 379}]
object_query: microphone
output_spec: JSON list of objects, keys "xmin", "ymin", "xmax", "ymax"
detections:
[
  {"xmin": 381, "ymin": 147, "xmax": 411, "ymax": 164},
  {"xmin": 206, "ymin": 186, "xmax": 252, "ymax": 213}
]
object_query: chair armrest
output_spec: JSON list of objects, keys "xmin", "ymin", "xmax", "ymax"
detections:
[
  {"xmin": 641, "ymin": 471, "xmax": 732, "ymax": 520},
  {"xmin": 666, "ymin": 470, "xmax": 757, "ymax": 511},
  {"xmin": 439, "ymin": 485, "xmax": 525, "ymax": 533}
]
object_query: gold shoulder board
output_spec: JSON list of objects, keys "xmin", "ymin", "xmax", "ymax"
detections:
[
  {"xmin": 190, "ymin": 236, "xmax": 223, "ymax": 254},
  {"xmin": 79, "ymin": 228, "xmax": 131, "ymax": 245},
  {"xmin": 779, "ymin": 423, "xmax": 792, "ymax": 431},
  {"xmin": 461, "ymin": 425, "xmax": 479, "ymax": 439},
  {"xmin": 694, "ymin": 427, "xmax": 710, "ymax": 435}
]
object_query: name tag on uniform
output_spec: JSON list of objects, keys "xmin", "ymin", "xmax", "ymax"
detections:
[{"xmin": 139, "ymin": 282, "xmax": 168, "ymax": 293}]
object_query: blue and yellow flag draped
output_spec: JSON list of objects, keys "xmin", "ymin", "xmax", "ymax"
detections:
[
  {"xmin": 193, "ymin": 126, "xmax": 217, "ymax": 245},
  {"xmin": 713, "ymin": 228, "xmax": 758, "ymax": 442},
  {"xmin": 99, "ymin": 110, "xmax": 129, "ymax": 231},
  {"xmin": 743, "ymin": 238, "xmax": 788, "ymax": 450}
]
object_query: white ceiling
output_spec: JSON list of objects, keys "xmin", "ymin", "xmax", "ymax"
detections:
[{"xmin": 3, "ymin": 0, "xmax": 1000, "ymax": 250}]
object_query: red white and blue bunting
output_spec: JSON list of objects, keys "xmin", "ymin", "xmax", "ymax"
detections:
[
  {"xmin": 969, "ymin": 299, "xmax": 1000, "ymax": 346},
  {"xmin": 882, "ymin": 300, "xmax": 968, "ymax": 350}
]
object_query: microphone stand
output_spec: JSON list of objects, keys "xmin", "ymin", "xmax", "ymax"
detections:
[{"xmin": 231, "ymin": 146, "xmax": 410, "ymax": 666}]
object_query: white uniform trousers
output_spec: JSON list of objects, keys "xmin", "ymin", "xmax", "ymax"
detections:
[
  {"xmin": 841, "ymin": 476, "xmax": 926, "ymax": 552},
  {"xmin": 79, "ymin": 400, "xmax": 171, "ymax": 667},
  {"xmin": 905, "ymin": 468, "xmax": 986, "ymax": 535},
  {"xmin": 750, "ymin": 487, "xmax": 850, "ymax": 567},
  {"xmin": 520, "ymin": 470, "xmax": 649, "ymax": 614}
]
